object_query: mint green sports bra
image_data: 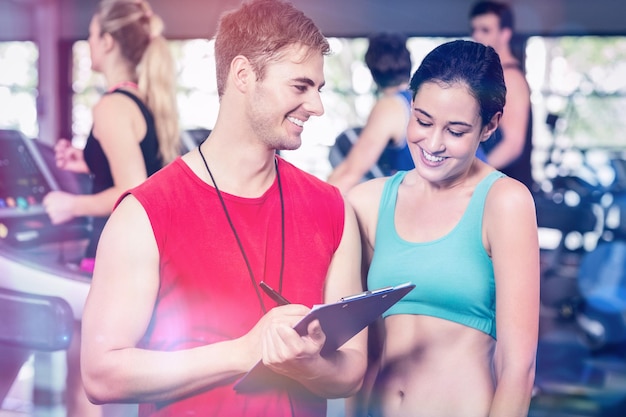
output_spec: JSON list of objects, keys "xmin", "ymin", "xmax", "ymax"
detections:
[{"xmin": 367, "ymin": 170, "xmax": 505, "ymax": 339}]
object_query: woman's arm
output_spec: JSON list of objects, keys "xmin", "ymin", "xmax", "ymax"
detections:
[
  {"xmin": 54, "ymin": 138, "xmax": 90, "ymax": 173},
  {"xmin": 264, "ymin": 200, "xmax": 368, "ymax": 398},
  {"xmin": 327, "ymin": 96, "xmax": 408, "ymax": 193},
  {"xmin": 485, "ymin": 177, "xmax": 539, "ymax": 417},
  {"xmin": 46, "ymin": 93, "xmax": 156, "ymax": 223},
  {"xmin": 343, "ymin": 179, "xmax": 386, "ymax": 416}
]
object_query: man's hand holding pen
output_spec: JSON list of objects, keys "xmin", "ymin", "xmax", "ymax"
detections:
[{"xmin": 237, "ymin": 281, "xmax": 326, "ymax": 378}]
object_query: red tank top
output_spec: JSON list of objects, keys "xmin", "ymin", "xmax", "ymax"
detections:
[{"xmin": 128, "ymin": 156, "xmax": 344, "ymax": 417}]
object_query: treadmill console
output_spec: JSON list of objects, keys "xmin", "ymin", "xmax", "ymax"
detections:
[{"xmin": 0, "ymin": 129, "xmax": 91, "ymax": 247}]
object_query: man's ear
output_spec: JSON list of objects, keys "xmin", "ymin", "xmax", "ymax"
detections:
[
  {"xmin": 501, "ymin": 27, "xmax": 513, "ymax": 46},
  {"xmin": 481, "ymin": 112, "xmax": 501, "ymax": 142},
  {"xmin": 229, "ymin": 55, "xmax": 254, "ymax": 93}
]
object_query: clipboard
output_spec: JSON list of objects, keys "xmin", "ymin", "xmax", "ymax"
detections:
[{"xmin": 233, "ymin": 282, "xmax": 415, "ymax": 393}]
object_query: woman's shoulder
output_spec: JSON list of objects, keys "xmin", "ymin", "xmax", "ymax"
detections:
[
  {"xmin": 346, "ymin": 176, "xmax": 390, "ymax": 220},
  {"xmin": 485, "ymin": 173, "xmax": 536, "ymax": 217},
  {"xmin": 92, "ymin": 91, "xmax": 148, "ymax": 140},
  {"xmin": 376, "ymin": 91, "xmax": 411, "ymax": 113},
  {"xmin": 93, "ymin": 90, "xmax": 144, "ymax": 117},
  {"xmin": 348, "ymin": 176, "xmax": 388, "ymax": 201}
]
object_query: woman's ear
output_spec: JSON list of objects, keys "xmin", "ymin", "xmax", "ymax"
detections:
[
  {"xmin": 102, "ymin": 32, "xmax": 115, "ymax": 54},
  {"xmin": 480, "ymin": 112, "xmax": 501, "ymax": 142}
]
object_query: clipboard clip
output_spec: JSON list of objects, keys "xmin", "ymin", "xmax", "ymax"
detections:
[{"xmin": 340, "ymin": 286, "xmax": 394, "ymax": 302}]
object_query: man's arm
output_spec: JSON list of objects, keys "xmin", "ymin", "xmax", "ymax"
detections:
[
  {"xmin": 81, "ymin": 195, "xmax": 311, "ymax": 404},
  {"xmin": 484, "ymin": 67, "xmax": 531, "ymax": 169},
  {"xmin": 262, "ymin": 199, "xmax": 368, "ymax": 397}
]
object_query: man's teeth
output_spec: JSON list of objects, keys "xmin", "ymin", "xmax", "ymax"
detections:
[
  {"xmin": 423, "ymin": 149, "xmax": 444, "ymax": 162},
  {"xmin": 288, "ymin": 117, "xmax": 304, "ymax": 127}
]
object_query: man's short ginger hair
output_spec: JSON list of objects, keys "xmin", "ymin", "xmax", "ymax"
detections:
[{"xmin": 214, "ymin": 0, "xmax": 331, "ymax": 97}]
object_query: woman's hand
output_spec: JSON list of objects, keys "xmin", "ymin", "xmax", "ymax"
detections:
[
  {"xmin": 54, "ymin": 139, "xmax": 89, "ymax": 173},
  {"xmin": 43, "ymin": 191, "xmax": 77, "ymax": 224}
]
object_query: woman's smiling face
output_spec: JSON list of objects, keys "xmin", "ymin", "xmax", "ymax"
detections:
[{"xmin": 407, "ymin": 81, "xmax": 488, "ymax": 184}]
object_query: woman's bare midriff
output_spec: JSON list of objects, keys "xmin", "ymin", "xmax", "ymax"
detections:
[{"xmin": 368, "ymin": 314, "xmax": 496, "ymax": 417}]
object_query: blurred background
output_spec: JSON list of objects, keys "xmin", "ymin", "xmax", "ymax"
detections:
[{"xmin": 2, "ymin": 1, "xmax": 626, "ymax": 416}]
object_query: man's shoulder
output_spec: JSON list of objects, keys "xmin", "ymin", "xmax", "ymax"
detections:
[
  {"xmin": 502, "ymin": 64, "xmax": 529, "ymax": 86},
  {"xmin": 279, "ymin": 157, "xmax": 334, "ymax": 186},
  {"xmin": 502, "ymin": 69, "xmax": 530, "ymax": 101},
  {"xmin": 278, "ymin": 157, "xmax": 343, "ymax": 203}
]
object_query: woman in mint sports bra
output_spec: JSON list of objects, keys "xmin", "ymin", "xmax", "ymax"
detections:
[{"xmin": 347, "ymin": 40, "xmax": 539, "ymax": 417}]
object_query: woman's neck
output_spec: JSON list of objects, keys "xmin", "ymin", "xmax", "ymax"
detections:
[
  {"xmin": 380, "ymin": 82, "xmax": 409, "ymax": 96},
  {"xmin": 104, "ymin": 65, "xmax": 138, "ymax": 91},
  {"xmin": 107, "ymin": 80, "xmax": 139, "ymax": 92}
]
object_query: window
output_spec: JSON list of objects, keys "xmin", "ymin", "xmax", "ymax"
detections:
[
  {"xmin": 69, "ymin": 36, "xmax": 626, "ymax": 181},
  {"xmin": 0, "ymin": 41, "xmax": 38, "ymax": 138},
  {"xmin": 526, "ymin": 36, "xmax": 626, "ymax": 187}
]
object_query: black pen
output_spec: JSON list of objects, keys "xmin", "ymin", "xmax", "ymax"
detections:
[{"xmin": 259, "ymin": 281, "xmax": 291, "ymax": 306}]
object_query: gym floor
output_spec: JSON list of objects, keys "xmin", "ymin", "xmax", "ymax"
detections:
[{"xmin": 529, "ymin": 310, "xmax": 626, "ymax": 417}]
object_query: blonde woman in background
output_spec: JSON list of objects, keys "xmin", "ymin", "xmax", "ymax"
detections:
[{"xmin": 42, "ymin": 1, "xmax": 180, "ymax": 415}]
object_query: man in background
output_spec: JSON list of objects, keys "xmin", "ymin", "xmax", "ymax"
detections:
[{"xmin": 470, "ymin": 0, "xmax": 534, "ymax": 190}]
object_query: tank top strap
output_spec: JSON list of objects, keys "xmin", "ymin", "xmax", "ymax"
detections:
[
  {"xmin": 396, "ymin": 89, "xmax": 412, "ymax": 120},
  {"xmin": 108, "ymin": 89, "xmax": 153, "ymax": 122},
  {"xmin": 471, "ymin": 170, "xmax": 506, "ymax": 207},
  {"xmin": 375, "ymin": 171, "xmax": 408, "ymax": 240},
  {"xmin": 397, "ymin": 89, "xmax": 412, "ymax": 105},
  {"xmin": 455, "ymin": 170, "xmax": 506, "ymax": 238}
]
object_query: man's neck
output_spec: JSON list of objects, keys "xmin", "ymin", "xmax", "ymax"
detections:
[
  {"xmin": 495, "ymin": 46, "xmax": 517, "ymax": 66},
  {"xmin": 192, "ymin": 136, "xmax": 278, "ymax": 198}
]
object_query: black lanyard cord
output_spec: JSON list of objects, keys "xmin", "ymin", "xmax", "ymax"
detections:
[{"xmin": 197, "ymin": 142, "xmax": 285, "ymax": 314}]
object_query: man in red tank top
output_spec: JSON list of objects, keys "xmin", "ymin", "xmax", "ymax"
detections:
[{"xmin": 79, "ymin": 1, "xmax": 367, "ymax": 416}]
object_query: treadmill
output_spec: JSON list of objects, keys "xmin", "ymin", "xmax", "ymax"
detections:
[
  {"xmin": 0, "ymin": 129, "xmax": 92, "ymax": 404},
  {"xmin": 0, "ymin": 129, "xmax": 93, "ymax": 316}
]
